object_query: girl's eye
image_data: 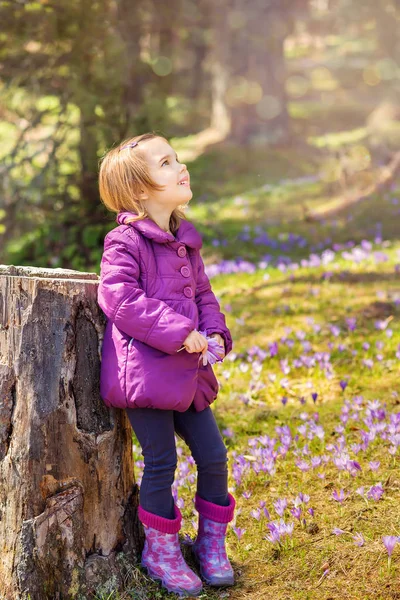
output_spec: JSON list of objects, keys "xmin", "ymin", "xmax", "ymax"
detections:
[{"xmin": 162, "ymin": 157, "xmax": 180, "ymax": 166}]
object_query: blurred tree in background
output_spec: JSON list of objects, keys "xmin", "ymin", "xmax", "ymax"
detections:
[{"xmin": 0, "ymin": 0, "xmax": 398, "ymax": 270}]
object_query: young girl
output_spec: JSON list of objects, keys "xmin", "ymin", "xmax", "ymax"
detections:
[{"xmin": 97, "ymin": 132, "xmax": 236, "ymax": 597}]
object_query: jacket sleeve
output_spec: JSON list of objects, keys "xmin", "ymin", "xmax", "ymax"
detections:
[
  {"xmin": 97, "ymin": 231, "xmax": 196, "ymax": 355},
  {"xmin": 195, "ymin": 252, "xmax": 233, "ymax": 355}
]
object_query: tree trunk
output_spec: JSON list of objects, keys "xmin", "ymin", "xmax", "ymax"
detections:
[
  {"xmin": 209, "ymin": 0, "xmax": 232, "ymax": 136},
  {"xmin": 116, "ymin": 0, "xmax": 150, "ymax": 137},
  {"xmin": 184, "ymin": 2, "xmax": 210, "ymax": 104},
  {"xmin": 0, "ymin": 265, "xmax": 142, "ymax": 600},
  {"xmin": 209, "ymin": 0, "xmax": 293, "ymax": 145},
  {"xmin": 146, "ymin": 0, "xmax": 182, "ymax": 109},
  {"xmin": 229, "ymin": 0, "xmax": 292, "ymax": 145}
]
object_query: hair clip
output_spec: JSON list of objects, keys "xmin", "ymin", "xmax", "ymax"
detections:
[{"xmin": 119, "ymin": 141, "xmax": 138, "ymax": 152}]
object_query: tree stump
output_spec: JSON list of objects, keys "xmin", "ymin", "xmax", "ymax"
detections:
[{"xmin": 0, "ymin": 265, "xmax": 142, "ymax": 600}]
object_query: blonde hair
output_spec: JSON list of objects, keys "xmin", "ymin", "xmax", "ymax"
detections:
[{"xmin": 98, "ymin": 132, "xmax": 187, "ymax": 234}]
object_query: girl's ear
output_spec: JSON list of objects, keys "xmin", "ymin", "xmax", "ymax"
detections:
[{"xmin": 138, "ymin": 188, "xmax": 149, "ymax": 201}]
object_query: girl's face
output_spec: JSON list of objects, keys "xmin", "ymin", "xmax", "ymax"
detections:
[{"xmin": 139, "ymin": 137, "xmax": 192, "ymax": 210}]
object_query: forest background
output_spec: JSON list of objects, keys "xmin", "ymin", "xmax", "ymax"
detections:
[
  {"xmin": 1, "ymin": 2, "xmax": 400, "ymax": 599},
  {"xmin": 0, "ymin": 0, "xmax": 398, "ymax": 270}
]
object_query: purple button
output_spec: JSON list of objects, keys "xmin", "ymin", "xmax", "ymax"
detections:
[
  {"xmin": 183, "ymin": 286, "xmax": 193, "ymax": 298},
  {"xmin": 177, "ymin": 246, "xmax": 186, "ymax": 257},
  {"xmin": 180, "ymin": 266, "xmax": 190, "ymax": 278}
]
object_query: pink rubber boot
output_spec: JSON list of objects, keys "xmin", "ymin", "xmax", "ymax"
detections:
[
  {"xmin": 139, "ymin": 504, "xmax": 203, "ymax": 597},
  {"xmin": 191, "ymin": 493, "xmax": 236, "ymax": 586}
]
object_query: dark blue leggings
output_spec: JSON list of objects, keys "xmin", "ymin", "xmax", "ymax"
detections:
[{"xmin": 126, "ymin": 402, "xmax": 229, "ymax": 519}]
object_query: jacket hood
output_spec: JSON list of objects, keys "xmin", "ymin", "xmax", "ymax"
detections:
[{"xmin": 116, "ymin": 211, "xmax": 203, "ymax": 249}]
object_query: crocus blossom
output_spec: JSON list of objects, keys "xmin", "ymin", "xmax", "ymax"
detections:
[{"xmin": 198, "ymin": 330, "xmax": 226, "ymax": 365}]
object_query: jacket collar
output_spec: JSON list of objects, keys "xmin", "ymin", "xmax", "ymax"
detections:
[{"xmin": 116, "ymin": 211, "xmax": 203, "ymax": 249}]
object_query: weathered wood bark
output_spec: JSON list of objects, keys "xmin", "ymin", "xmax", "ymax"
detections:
[{"xmin": 0, "ymin": 265, "xmax": 142, "ymax": 600}]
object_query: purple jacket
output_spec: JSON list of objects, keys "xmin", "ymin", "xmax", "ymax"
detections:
[{"xmin": 97, "ymin": 211, "xmax": 233, "ymax": 412}]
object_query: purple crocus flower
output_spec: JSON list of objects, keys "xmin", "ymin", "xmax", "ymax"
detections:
[
  {"xmin": 382, "ymin": 535, "xmax": 398, "ymax": 556},
  {"xmin": 181, "ymin": 532, "xmax": 194, "ymax": 545},
  {"xmin": 295, "ymin": 459, "xmax": 311, "ymax": 472},
  {"xmin": 263, "ymin": 507, "xmax": 271, "ymax": 519},
  {"xmin": 347, "ymin": 460, "xmax": 362, "ymax": 477},
  {"xmin": 350, "ymin": 444, "xmax": 361, "ymax": 454},
  {"xmin": 290, "ymin": 507, "xmax": 302, "ymax": 520},
  {"xmin": 274, "ymin": 498, "xmax": 288, "ymax": 517},
  {"xmin": 198, "ymin": 330, "xmax": 225, "ymax": 365},
  {"xmin": 332, "ymin": 489, "xmax": 349, "ymax": 504},
  {"xmin": 340, "ymin": 380, "xmax": 348, "ymax": 392},
  {"xmin": 332, "ymin": 527, "xmax": 346, "ymax": 535},
  {"xmin": 353, "ymin": 532, "xmax": 365, "ymax": 547},
  {"xmin": 265, "ymin": 528, "xmax": 281, "ymax": 544},
  {"xmin": 232, "ymin": 526, "xmax": 246, "ymax": 540},
  {"xmin": 295, "ymin": 492, "xmax": 310, "ymax": 505},
  {"xmin": 330, "ymin": 325, "xmax": 341, "ymax": 337},
  {"xmin": 311, "ymin": 456, "xmax": 322, "ymax": 468},
  {"xmin": 250, "ymin": 508, "xmax": 261, "ymax": 521},
  {"xmin": 369, "ymin": 461, "xmax": 380, "ymax": 471},
  {"xmin": 367, "ymin": 483, "xmax": 384, "ymax": 501},
  {"xmin": 222, "ymin": 427, "xmax": 234, "ymax": 438},
  {"xmin": 268, "ymin": 519, "xmax": 294, "ymax": 539},
  {"xmin": 300, "ymin": 492, "xmax": 310, "ymax": 503},
  {"xmin": 346, "ymin": 317, "xmax": 357, "ymax": 331},
  {"xmin": 284, "ymin": 522, "xmax": 294, "ymax": 537},
  {"xmin": 382, "ymin": 535, "xmax": 398, "ymax": 569},
  {"xmin": 176, "ymin": 497, "xmax": 185, "ymax": 509},
  {"xmin": 269, "ymin": 342, "xmax": 279, "ymax": 357}
]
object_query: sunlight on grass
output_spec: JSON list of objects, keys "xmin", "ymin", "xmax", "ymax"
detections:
[{"xmin": 308, "ymin": 127, "xmax": 368, "ymax": 148}]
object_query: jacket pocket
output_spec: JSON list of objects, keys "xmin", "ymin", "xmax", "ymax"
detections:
[
  {"xmin": 125, "ymin": 338, "xmax": 200, "ymax": 410},
  {"xmin": 192, "ymin": 362, "xmax": 219, "ymax": 412}
]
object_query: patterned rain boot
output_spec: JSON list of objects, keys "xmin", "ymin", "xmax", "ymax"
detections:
[
  {"xmin": 192, "ymin": 492, "xmax": 236, "ymax": 587},
  {"xmin": 138, "ymin": 504, "xmax": 203, "ymax": 598}
]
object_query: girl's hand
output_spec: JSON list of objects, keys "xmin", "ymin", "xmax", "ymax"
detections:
[
  {"xmin": 181, "ymin": 330, "xmax": 208, "ymax": 357},
  {"xmin": 209, "ymin": 333, "xmax": 225, "ymax": 357}
]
